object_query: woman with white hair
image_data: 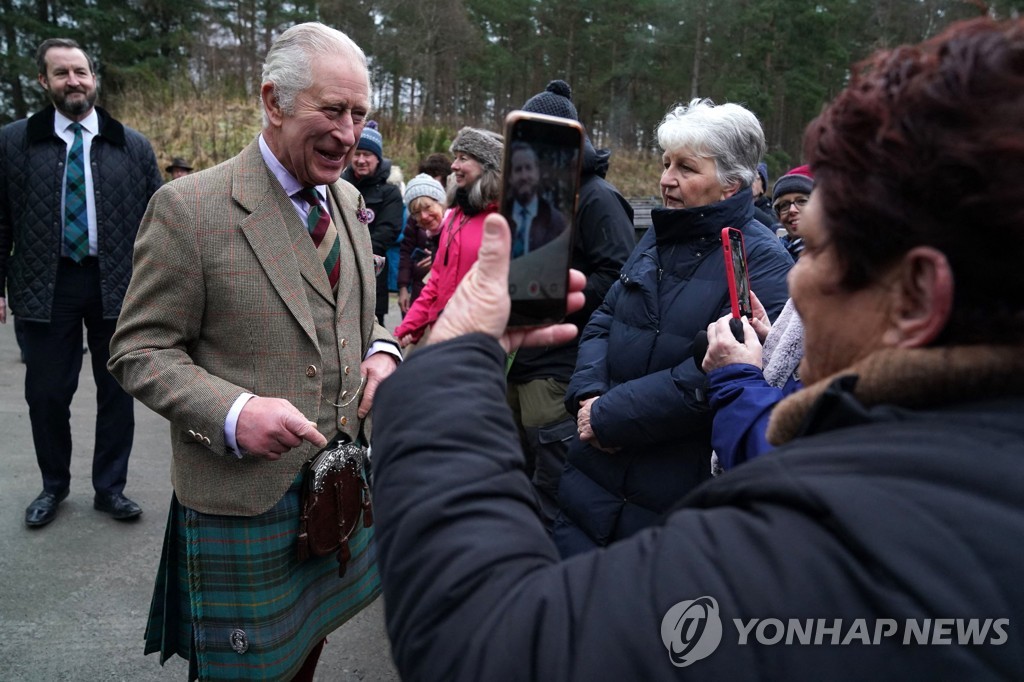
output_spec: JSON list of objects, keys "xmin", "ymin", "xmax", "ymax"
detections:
[{"xmin": 553, "ymin": 99, "xmax": 794, "ymax": 556}]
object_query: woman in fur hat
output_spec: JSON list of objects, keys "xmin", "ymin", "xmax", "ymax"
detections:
[{"xmin": 395, "ymin": 127, "xmax": 503, "ymax": 348}]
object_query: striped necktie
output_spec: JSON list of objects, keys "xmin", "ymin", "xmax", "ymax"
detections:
[
  {"xmin": 64, "ymin": 122, "xmax": 89, "ymax": 261},
  {"xmin": 298, "ymin": 187, "xmax": 341, "ymax": 290}
]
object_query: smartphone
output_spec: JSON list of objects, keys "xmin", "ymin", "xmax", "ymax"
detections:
[
  {"xmin": 501, "ymin": 111, "xmax": 585, "ymax": 327},
  {"xmin": 410, "ymin": 247, "xmax": 429, "ymax": 261},
  {"xmin": 722, "ymin": 227, "xmax": 752, "ymax": 341}
]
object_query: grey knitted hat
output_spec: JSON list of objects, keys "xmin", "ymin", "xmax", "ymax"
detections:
[
  {"xmin": 522, "ymin": 80, "xmax": 579, "ymax": 121},
  {"xmin": 449, "ymin": 127, "xmax": 504, "ymax": 170},
  {"xmin": 404, "ymin": 173, "xmax": 446, "ymax": 206}
]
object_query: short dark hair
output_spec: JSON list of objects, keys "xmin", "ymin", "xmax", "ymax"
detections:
[
  {"xmin": 36, "ymin": 38, "xmax": 95, "ymax": 77},
  {"xmin": 804, "ymin": 16, "xmax": 1024, "ymax": 344},
  {"xmin": 418, "ymin": 153, "xmax": 452, "ymax": 181}
]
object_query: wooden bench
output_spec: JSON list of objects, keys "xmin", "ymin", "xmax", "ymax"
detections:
[{"xmin": 628, "ymin": 196, "xmax": 661, "ymax": 242}]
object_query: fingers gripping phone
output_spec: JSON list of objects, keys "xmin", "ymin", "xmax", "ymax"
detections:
[
  {"xmin": 501, "ymin": 111, "xmax": 585, "ymax": 327},
  {"xmin": 722, "ymin": 227, "xmax": 751, "ymax": 342}
]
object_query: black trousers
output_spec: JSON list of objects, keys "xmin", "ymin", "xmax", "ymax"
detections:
[{"xmin": 20, "ymin": 257, "xmax": 134, "ymax": 496}]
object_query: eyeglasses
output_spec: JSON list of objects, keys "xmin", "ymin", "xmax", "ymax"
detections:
[{"xmin": 773, "ymin": 196, "xmax": 809, "ymax": 216}]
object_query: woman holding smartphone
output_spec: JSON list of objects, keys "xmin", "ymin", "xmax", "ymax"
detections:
[
  {"xmin": 554, "ymin": 99, "xmax": 794, "ymax": 557},
  {"xmin": 395, "ymin": 127, "xmax": 503, "ymax": 348},
  {"xmin": 397, "ymin": 173, "xmax": 448, "ymax": 314}
]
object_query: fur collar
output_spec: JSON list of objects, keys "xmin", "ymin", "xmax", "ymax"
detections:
[{"xmin": 767, "ymin": 345, "xmax": 1024, "ymax": 446}]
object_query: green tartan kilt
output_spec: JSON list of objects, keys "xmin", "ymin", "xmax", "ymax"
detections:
[{"xmin": 144, "ymin": 474, "xmax": 381, "ymax": 681}]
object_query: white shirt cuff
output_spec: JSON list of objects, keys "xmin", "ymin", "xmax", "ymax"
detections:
[
  {"xmin": 225, "ymin": 392, "xmax": 255, "ymax": 458},
  {"xmin": 366, "ymin": 340, "xmax": 403, "ymax": 362}
]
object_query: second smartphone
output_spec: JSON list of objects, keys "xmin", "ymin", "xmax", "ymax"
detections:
[{"xmin": 500, "ymin": 110, "xmax": 585, "ymax": 327}]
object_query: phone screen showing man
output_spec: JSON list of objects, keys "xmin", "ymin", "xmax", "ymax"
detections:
[{"xmin": 503, "ymin": 112, "xmax": 584, "ymax": 327}]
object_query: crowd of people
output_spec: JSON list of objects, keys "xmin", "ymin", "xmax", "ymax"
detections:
[{"xmin": 2, "ymin": 13, "xmax": 1022, "ymax": 682}]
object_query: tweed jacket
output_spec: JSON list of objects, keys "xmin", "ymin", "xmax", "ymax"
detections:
[{"xmin": 109, "ymin": 138, "xmax": 395, "ymax": 516}]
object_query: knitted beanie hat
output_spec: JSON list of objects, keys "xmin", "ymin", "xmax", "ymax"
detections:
[
  {"xmin": 449, "ymin": 127, "xmax": 504, "ymax": 170},
  {"xmin": 522, "ymin": 80, "xmax": 579, "ymax": 121},
  {"xmin": 357, "ymin": 120, "xmax": 383, "ymax": 161},
  {"xmin": 772, "ymin": 164, "xmax": 814, "ymax": 201},
  {"xmin": 404, "ymin": 173, "xmax": 446, "ymax": 206},
  {"xmin": 756, "ymin": 162, "xmax": 769, "ymax": 189}
]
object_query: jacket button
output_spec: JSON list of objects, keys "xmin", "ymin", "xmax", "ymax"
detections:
[
  {"xmin": 194, "ymin": 432, "xmax": 204, "ymax": 443},
  {"xmin": 340, "ymin": 390, "xmax": 349, "ymax": 400},
  {"xmin": 229, "ymin": 629, "xmax": 249, "ymax": 654},
  {"xmin": 340, "ymin": 416, "xmax": 348, "ymax": 426},
  {"xmin": 306, "ymin": 365, "xmax": 317, "ymax": 378},
  {"xmin": 344, "ymin": 366, "xmax": 351, "ymax": 375},
  {"xmin": 340, "ymin": 338, "xmax": 348, "ymax": 348},
  {"xmin": 203, "ymin": 436, "xmax": 211, "ymax": 446}
]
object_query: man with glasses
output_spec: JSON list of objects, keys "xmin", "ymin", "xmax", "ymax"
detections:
[{"xmin": 771, "ymin": 165, "xmax": 813, "ymax": 260}]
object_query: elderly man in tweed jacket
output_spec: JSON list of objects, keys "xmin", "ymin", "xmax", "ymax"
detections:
[{"xmin": 108, "ymin": 22, "xmax": 398, "ymax": 681}]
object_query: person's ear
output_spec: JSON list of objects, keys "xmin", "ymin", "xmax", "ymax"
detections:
[
  {"xmin": 721, "ymin": 180, "xmax": 742, "ymax": 200},
  {"xmin": 261, "ymin": 83, "xmax": 283, "ymax": 127},
  {"xmin": 884, "ymin": 246, "xmax": 954, "ymax": 348}
]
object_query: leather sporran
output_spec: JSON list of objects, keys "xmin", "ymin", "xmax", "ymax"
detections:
[{"xmin": 296, "ymin": 434, "xmax": 373, "ymax": 577}]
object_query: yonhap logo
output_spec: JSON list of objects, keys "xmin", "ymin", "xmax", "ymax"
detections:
[
  {"xmin": 658, "ymin": 596, "xmax": 1010, "ymax": 670},
  {"xmin": 660, "ymin": 596, "xmax": 723, "ymax": 667}
]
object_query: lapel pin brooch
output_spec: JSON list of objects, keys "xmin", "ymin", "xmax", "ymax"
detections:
[{"xmin": 356, "ymin": 207, "xmax": 374, "ymax": 225}]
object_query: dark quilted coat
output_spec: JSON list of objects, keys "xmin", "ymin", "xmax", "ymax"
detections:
[
  {"xmin": 553, "ymin": 188, "xmax": 794, "ymax": 556},
  {"xmin": 0, "ymin": 105, "xmax": 162, "ymax": 321}
]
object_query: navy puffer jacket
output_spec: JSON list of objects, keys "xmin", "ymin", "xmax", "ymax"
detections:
[
  {"xmin": 0, "ymin": 106, "xmax": 162, "ymax": 321},
  {"xmin": 554, "ymin": 188, "xmax": 793, "ymax": 556}
]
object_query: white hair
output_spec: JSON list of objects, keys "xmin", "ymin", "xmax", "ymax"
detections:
[
  {"xmin": 260, "ymin": 22, "xmax": 370, "ymax": 128},
  {"xmin": 657, "ymin": 98, "xmax": 766, "ymax": 189}
]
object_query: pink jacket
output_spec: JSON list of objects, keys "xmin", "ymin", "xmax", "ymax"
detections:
[{"xmin": 395, "ymin": 205, "xmax": 496, "ymax": 343}]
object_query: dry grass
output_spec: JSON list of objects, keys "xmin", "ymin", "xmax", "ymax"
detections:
[{"xmin": 114, "ymin": 92, "xmax": 662, "ymax": 199}]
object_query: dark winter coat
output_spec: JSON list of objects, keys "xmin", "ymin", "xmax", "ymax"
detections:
[
  {"xmin": 341, "ymin": 159, "xmax": 403, "ymax": 257},
  {"xmin": 507, "ymin": 140, "xmax": 636, "ymax": 384},
  {"xmin": 372, "ymin": 335, "xmax": 1024, "ymax": 682},
  {"xmin": 396, "ymin": 213, "xmax": 440, "ymax": 303},
  {"xmin": 554, "ymin": 188, "xmax": 793, "ymax": 555},
  {"xmin": 0, "ymin": 105, "xmax": 162, "ymax": 321},
  {"xmin": 753, "ymin": 194, "xmax": 775, "ymax": 229}
]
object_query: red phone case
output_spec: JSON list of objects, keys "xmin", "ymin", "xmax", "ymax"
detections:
[{"xmin": 722, "ymin": 227, "xmax": 752, "ymax": 319}]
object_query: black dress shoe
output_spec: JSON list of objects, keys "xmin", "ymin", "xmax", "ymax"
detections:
[
  {"xmin": 25, "ymin": 490, "xmax": 69, "ymax": 528},
  {"xmin": 94, "ymin": 492, "xmax": 143, "ymax": 520}
]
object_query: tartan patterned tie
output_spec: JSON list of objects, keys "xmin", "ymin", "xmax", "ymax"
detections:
[
  {"xmin": 64, "ymin": 122, "xmax": 89, "ymax": 261},
  {"xmin": 298, "ymin": 187, "xmax": 341, "ymax": 290}
]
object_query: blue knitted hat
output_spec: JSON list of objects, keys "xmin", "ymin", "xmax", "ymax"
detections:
[
  {"xmin": 357, "ymin": 120, "xmax": 383, "ymax": 161},
  {"xmin": 756, "ymin": 162, "xmax": 769, "ymax": 189}
]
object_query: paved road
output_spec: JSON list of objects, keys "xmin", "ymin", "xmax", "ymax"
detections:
[{"xmin": 0, "ymin": 309, "xmax": 402, "ymax": 681}]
